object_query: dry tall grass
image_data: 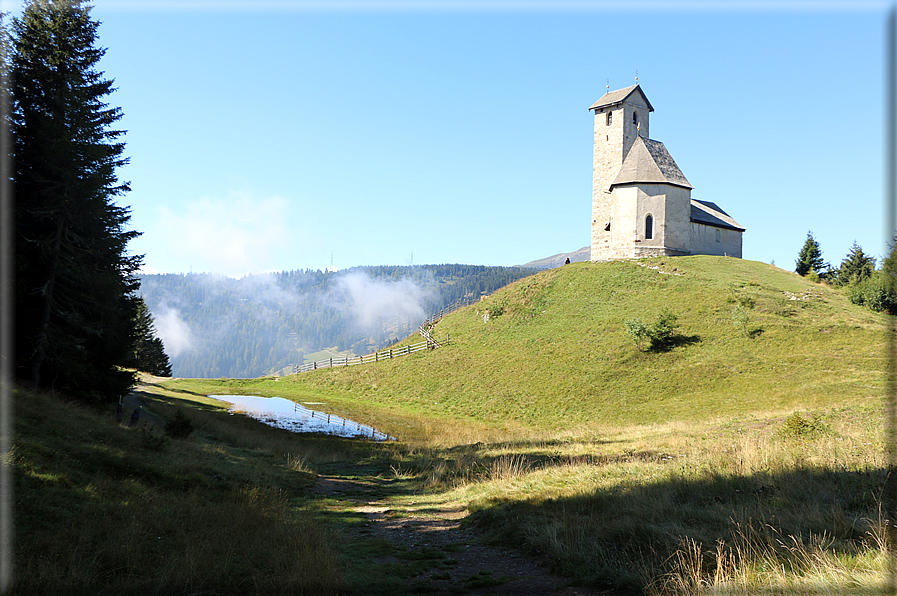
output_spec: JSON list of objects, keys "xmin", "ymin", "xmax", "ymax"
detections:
[{"xmin": 12, "ymin": 386, "xmax": 347, "ymax": 595}]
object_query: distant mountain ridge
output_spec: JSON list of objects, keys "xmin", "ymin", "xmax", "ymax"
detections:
[{"xmin": 518, "ymin": 246, "xmax": 590, "ymax": 269}]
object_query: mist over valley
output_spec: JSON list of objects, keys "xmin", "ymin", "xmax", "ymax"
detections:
[{"xmin": 138, "ymin": 264, "xmax": 537, "ymax": 378}]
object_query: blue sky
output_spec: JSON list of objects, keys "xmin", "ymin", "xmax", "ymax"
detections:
[{"xmin": 8, "ymin": 1, "xmax": 893, "ymax": 275}]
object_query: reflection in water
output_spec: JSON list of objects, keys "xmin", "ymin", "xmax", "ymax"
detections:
[{"xmin": 211, "ymin": 395, "xmax": 394, "ymax": 441}]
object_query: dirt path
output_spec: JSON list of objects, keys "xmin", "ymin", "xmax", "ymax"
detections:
[{"xmin": 312, "ymin": 471, "xmax": 619, "ymax": 596}]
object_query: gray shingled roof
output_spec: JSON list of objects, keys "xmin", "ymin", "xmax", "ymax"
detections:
[
  {"xmin": 611, "ymin": 137, "xmax": 692, "ymax": 189},
  {"xmin": 588, "ymin": 84, "xmax": 654, "ymax": 112},
  {"xmin": 690, "ymin": 199, "xmax": 745, "ymax": 231}
]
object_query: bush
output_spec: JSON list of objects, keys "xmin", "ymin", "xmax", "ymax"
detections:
[
  {"xmin": 847, "ymin": 272, "xmax": 897, "ymax": 313},
  {"xmin": 780, "ymin": 412, "xmax": 828, "ymax": 439},
  {"xmin": 624, "ymin": 310, "xmax": 680, "ymax": 351},
  {"xmin": 165, "ymin": 409, "xmax": 195, "ymax": 439},
  {"xmin": 624, "ymin": 318, "xmax": 651, "ymax": 351},
  {"xmin": 649, "ymin": 309, "xmax": 678, "ymax": 348}
]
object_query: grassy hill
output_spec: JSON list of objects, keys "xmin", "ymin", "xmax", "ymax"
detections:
[
  {"xmin": 14, "ymin": 256, "xmax": 891, "ymax": 594},
  {"xmin": 272, "ymin": 256, "xmax": 886, "ymax": 439}
]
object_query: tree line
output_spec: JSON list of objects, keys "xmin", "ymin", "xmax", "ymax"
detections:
[
  {"xmin": 795, "ymin": 231, "xmax": 897, "ymax": 313},
  {"xmin": 12, "ymin": 0, "xmax": 170, "ymax": 404},
  {"xmin": 138, "ymin": 265, "xmax": 536, "ymax": 379}
]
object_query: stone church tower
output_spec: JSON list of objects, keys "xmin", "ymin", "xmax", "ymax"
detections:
[{"xmin": 589, "ymin": 85, "xmax": 744, "ymax": 261}]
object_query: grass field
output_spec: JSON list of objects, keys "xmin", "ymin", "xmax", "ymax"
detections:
[{"xmin": 10, "ymin": 256, "xmax": 893, "ymax": 594}]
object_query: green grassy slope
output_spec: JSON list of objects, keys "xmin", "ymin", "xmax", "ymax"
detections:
[
  {"xmin": 12, "ymin": 385, "xmax": 347, "ymax": 594},
  {"xmin": 282, "ymin": 256, "xmax": 887, "ymax": 435}
]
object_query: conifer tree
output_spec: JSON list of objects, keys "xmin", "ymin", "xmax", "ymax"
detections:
[
  {"xmin": 131, "ymin": 297, "xmax": 171, "ymax": 377},
  {"xmin": 13, "ymin": 0, "xmax": 142, "ymax": 401},
  {"xmin": 795, "ymin": 231, "xmax": 826, "ymax": 277},
  {"xmin": 836, "ymin": 241, "xmax": 876, "ymax": 286}
]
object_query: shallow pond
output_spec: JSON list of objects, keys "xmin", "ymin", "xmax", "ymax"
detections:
[{"xmin": 211, "ymin": 395, "xmax": 394, "ymax": 441}]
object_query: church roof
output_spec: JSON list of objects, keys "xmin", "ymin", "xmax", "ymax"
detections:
[
  {"xmin": 690, "ymin": 199, "xmax": 745, "ymax": 231},
  {"xmin": 611, "ymin": 136, "xmax": 692, "ymax": 190},
  {"xmin": 588, "ymin": 84, "xmax": 654, "ymax": 112}
]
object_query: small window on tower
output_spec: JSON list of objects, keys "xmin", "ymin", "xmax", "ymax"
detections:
[
  {"xmin": 606, "ymin": 111, "xmax": 612, "ymax": 126},
  {"xmin": 633, "ymin": 111, "xmax": 638, "ymax": 125},
  {"xmin": 716, "ymin": 229, "xmax": 721, "ymax": 243},
  {"xmin": 645, "ymin": 214, "xmax": 653, "ymax": 240}
]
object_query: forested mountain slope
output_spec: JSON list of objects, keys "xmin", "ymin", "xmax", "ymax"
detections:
[{"xmin": 138, "ymin": 265, "xmax": 536, "ymax": 378}]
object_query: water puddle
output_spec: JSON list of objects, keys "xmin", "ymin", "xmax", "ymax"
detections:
[{"xmin": 210, "ymin": 395, "xmax": 394, "ymax": 441}]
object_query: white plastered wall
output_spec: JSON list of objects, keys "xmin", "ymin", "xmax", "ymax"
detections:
[
  {"xmin": 690, "ymin": 224, "xmax": 743, "ymax": 258},
  {"xmin": 609, "ymin": 183, "xmax": 691, "ymax": 258}
]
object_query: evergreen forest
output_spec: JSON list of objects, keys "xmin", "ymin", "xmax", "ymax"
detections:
[{"xmin": 138, "ymin": 264, "xmax": 536, "ymax": 378}]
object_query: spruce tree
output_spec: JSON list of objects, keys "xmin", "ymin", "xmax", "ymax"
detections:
[
  {"xmin": 836, "ymin": 241, "xmax": 876, "ymax": 286},
  {"xmin": 795, "ymin": 231, "xmax": 826, "ymax": 276},
  {"xmin": 131, "ymin": 297, "xmax": 171, "ymax": 377},
  {"xmin": 13, "ymin": 0, "xmax": 142, "ymax": 401}
]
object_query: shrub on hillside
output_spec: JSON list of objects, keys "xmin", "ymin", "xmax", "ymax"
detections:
[
  {"xmin": 624, "ymin": 318, "xmax": 651, "ymax": 351},
  {"xmin": 624, "ymin": 309, "xmax": 681, "ymax": 352},
  {"xmin": 847, "ymin": 271, "xmax": 896, "ymax": 314},
  {"xmin": 165, "ymin": 409, "xmax": 195, "ymax": 439},
  {"xmin": 780, "ymin": 411, "xmax": 828, "ymax": 439}
]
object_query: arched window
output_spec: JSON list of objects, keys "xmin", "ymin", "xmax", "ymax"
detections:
[
  {"xmin": 632, "ymin": 111, "xmax": 638, "ymax": 125},
  {"xmin": 606, "ymin": 111, "xmax": 613, "ymax": 126},
  {"xmin": 645, "ymin": 214, "xmax": 654, "ymax": 240}
]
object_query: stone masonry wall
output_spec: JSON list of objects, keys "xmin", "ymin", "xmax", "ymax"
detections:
[{"xmin": 590, "ymin": 95, "xmax": 651, "ymax": 261}]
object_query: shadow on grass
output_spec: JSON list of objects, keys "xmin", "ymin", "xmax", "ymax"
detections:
[
  {"xmin": 648, "ymin": 333, "xmax": 700, "ymax": 353},
  {"xmin": 465, "ymin": 464, "xmax": 888, "ymax": 594}
]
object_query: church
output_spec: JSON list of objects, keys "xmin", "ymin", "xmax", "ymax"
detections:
[{"xmin": 589, "ymin": 84, "xmax": 744, "ymax": 261}]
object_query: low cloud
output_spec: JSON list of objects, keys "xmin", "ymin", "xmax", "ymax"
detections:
[
  {"xmin": 154, "ymin": 306, "xmax": 193, "ymax": 358},
  {"xmin": 332, "ymin": 272, "xmax": 431, "ymax": 331}
]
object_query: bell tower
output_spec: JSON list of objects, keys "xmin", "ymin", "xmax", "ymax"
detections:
[{"xmin": 589, "ymin": 84, "xmax": 653, "ymax": 261}]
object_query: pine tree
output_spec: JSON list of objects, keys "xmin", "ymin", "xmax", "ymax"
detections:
[
  {"xmin": 131, "ymin": 297, "xmax": 171, "ymax": 377},
  {"xmin": 836, "ymin": 241, "xmax": 876, "ymax": 286},
  {"xmin": 13, "ymin": 0, "xmax": 142, "ymax": 401},
  {"xmin": 795, "ymin": 231, "xmax": 826, "ymax": 276}
]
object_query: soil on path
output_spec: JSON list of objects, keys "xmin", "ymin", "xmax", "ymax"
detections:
[{"xmin": 312, "ymin": 471, "xmax": 621, "ymax": 596}]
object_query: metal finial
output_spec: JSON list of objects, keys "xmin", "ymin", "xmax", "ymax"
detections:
[{"xmin": 635, "ymin": 70, "xmax": 638, "ymax": 84}]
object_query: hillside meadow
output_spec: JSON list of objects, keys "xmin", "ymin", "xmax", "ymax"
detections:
[
  {"xmin": 183, "ymin": 256, "xmax": 886, "ymax": 440},
  {"xmin": 12, "ymin": 256, "xmax": 894, "ymax": 594}
]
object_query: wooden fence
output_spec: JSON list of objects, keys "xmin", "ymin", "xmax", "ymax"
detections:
[
  {"xmin": 292, "ymin": 334, "xmax": 451, "ymax": 374},
  {"xmin": 292, "ymin": 295, "xmax": 477, "ymax": 376},
  {"xmin": 419, "ymin": 295, "xmax": 478, "ymax": 329}
]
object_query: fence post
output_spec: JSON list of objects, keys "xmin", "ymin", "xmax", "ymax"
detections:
[
  {"xmin": 313, "ymin": 361, "xmax": 317, "ymax": 370},
  {"xmin": 330, "ymin": 358, "xmax": 333, "ymax": 368}
]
